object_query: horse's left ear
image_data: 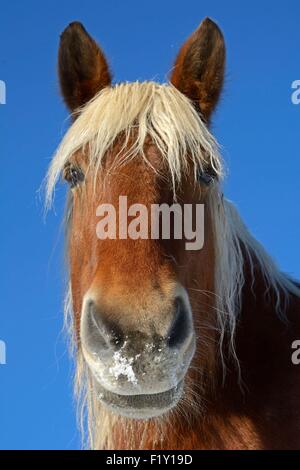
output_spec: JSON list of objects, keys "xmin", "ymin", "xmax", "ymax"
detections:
[
  {"xmin": 58, "ymin": 21, "xmax": 112, "ymax": 113},
  {"xmin": 170, "ymin": 18, "xmax": 225, "ymax": 123}
]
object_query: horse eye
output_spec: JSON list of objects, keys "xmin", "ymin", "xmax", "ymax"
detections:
[
  {"xmin": 63, "ymin": 164, "xmax": 85, "ymax": 188},
  {"xmin": 197, "ymin": 167, "xmax": 216, "ymax": 186}
]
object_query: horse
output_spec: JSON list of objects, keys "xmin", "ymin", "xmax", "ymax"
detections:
[{"xmin": 46, "ymin": 18, "xmax": 300, "ymax": 449}]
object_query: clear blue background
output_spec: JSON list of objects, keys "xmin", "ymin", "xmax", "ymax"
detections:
[{"xmin": 0, "ymin": 0, "xmax": 299, "ymax": 450}]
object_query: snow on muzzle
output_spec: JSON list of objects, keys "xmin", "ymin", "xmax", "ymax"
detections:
[{"xmin": 80, "ymin": 288, "xmax": 196, "ymax": 418}]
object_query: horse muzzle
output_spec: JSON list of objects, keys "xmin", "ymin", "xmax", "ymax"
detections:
[{"xmin": 80, "ymin": 285, "xmax": 196, "ymax": 419}]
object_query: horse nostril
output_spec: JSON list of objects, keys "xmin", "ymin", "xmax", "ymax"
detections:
[
  {"xmin": 84, "ymin": 301, "xmax": 124, "ymax": 352},
  {"xmin": 167, "ymin": 297, "xmax": 192, "ymax": 348}
]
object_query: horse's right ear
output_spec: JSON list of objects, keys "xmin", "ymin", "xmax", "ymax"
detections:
[{"xmin": 58, "ymin": 22, "xmax": 111, "ymax": 113}]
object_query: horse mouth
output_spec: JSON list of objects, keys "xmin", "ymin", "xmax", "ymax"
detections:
[{"xmin": 94, "ymin": 380, "xmax": 184, "ymax": 419}]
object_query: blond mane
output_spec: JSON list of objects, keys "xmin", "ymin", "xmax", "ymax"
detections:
[{"xmin": 46, "ymin": 81, "xmax": 222, "ymax": 206}]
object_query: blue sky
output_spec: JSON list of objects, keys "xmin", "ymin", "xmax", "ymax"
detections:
[{"xmin": 0, "ymin": 0, "xmax": 299, "ymax": 450}]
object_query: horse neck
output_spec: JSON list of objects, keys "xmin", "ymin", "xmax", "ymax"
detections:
[{"xmin": 233, "ymin": 247, "xmax": 300, "ymax": 393}]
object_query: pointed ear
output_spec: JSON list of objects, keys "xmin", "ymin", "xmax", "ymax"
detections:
[
  {"xmin": 58, "ymin": 22, "xmax": 112, "ymax": 113},
  {"xmin": 170, "ymin": 18, "xmax": 225, "ymax": 123}
]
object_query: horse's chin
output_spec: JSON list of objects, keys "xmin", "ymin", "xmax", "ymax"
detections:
[{"xmin": 93, "ymin": 380, "xmax": 184, "ymax": 419}]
